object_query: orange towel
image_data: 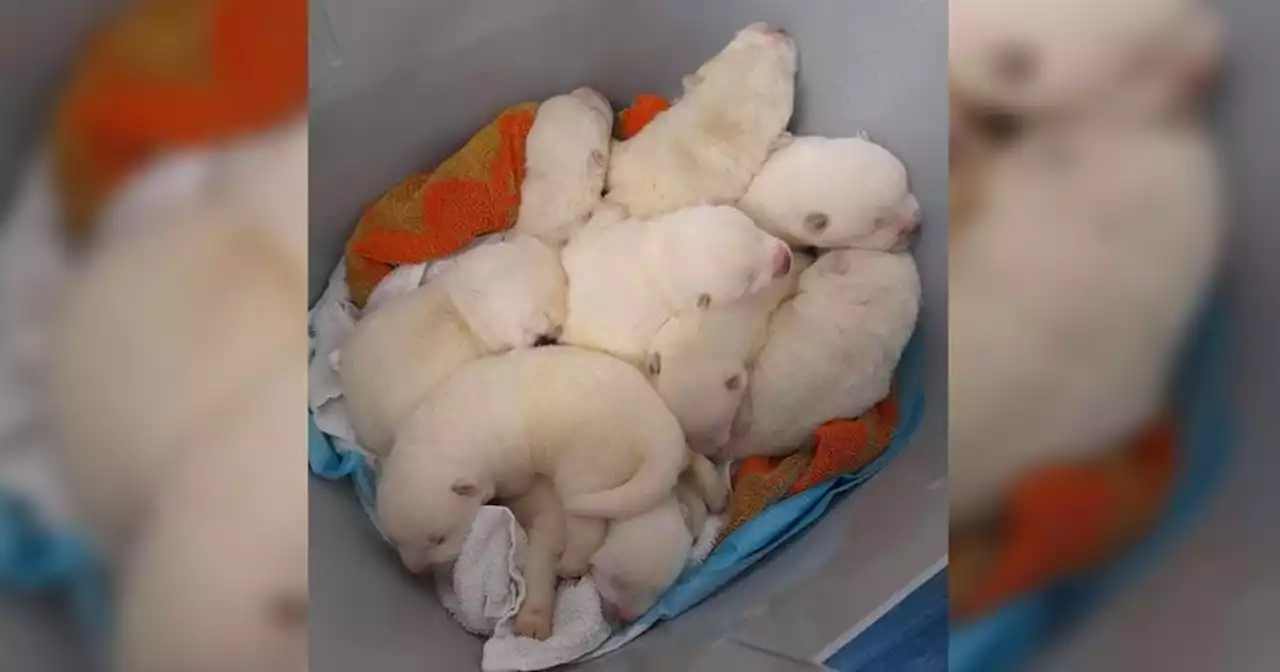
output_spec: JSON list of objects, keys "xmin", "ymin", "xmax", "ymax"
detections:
[
  {"xmin": 950, "ymin": 418, "xmax": 1178, "ymax": 621},
  {"xmin": 719, "ymin": 391, "xmax": 900, "ymax": 543},
  {"xmin": 343, "ymin": 94, "xmax": 676, "ymax": 308},
  {"xmin": 50, "ymin": 0, "xmax": 308, "ymax": 241}
]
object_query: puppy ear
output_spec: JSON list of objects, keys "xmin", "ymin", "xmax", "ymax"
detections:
[
  {"xmin": 803, "ymin": 212, "xmax": 829, "ymax": 234},
  {"xmin": 697, "ymin": 293, "xmax": 712, "ymax": 309},
  {"xmin": 681, "ymin": 73, "xmax": 703, "ymax": 91},
  {"xmin": 645, "ymin": 352, "xmax": 662, "ymax": 377},
  {"xmin": 856, "ymin": 129, "xmax": 872, "ymax": 142},
  {"xmin": 590, "ymin": 149, "xmax": 606, "ymax": 169}
]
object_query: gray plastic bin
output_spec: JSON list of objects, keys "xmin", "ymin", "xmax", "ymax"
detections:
[{"xmin": 306, "ymin": 1, "xmax": 947, "ymax": 670}]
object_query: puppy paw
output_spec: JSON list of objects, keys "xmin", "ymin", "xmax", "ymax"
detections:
[{"xmin": 513, "ymin": 604, "xmax": 553, "ymax": 640}]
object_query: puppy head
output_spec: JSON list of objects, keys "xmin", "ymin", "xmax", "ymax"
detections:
[
  {"xmin": 949, "ymin": 0, "xmax": 1222, "ymax": 120},
  {"xmin": 652, "ymin": 206, "xmax": 793, "ymax": 311},
  {"xmin": 741, "ymin": 136, "xmax": 922, "ymax": 252},
  {"xmin": 679, "ymin": 22, "xmax": 797, "ymax": 124},
  {"xmin": 590, "ymin": 499, "xmax": 693, "ymax": 624},
  {"xmin": 376, "ymin": 450, "xmax": 493, "ymax": 571},
  {"xmin": 649, "ymin": 350, "xmax": 747, "ymax": 454},
  {"xmin": 527, "ymin": 88, "xmax": 613, "ymax": 177},
  {"xmin": 443, "ymin": 235, "xmax": 568, "ymax": 351}
]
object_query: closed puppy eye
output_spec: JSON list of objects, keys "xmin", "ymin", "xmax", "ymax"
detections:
[
  {"xmin": 803, "ymin": 212, "xmax": 829, "ymax": 234},
  {"xmin": 428, "ymin": 534, "xmax": 446, "ymax": 545},
  {"xmin": 724, "ymin": 374, "xmax": 742, "ymax": 390}
]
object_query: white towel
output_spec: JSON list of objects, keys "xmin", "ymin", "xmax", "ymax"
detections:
[{"xmin": 0, "ymin": 153, "xmax": 76, "ymax": 528}]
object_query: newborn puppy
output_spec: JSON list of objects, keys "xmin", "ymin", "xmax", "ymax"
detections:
[
  {"xmin": 605, "ymin": 23, "xmax": 797, "ymax": 218},
  {"xmin": 647, "ymin": 253, "xmax": 811, "ymax": 454},
  {"xmin": 504, "ymin": 449, "xmax": 724, "ymax": 638},
  {"xmin": 949, "ymin": 0, "xmax": 1223, "ymax": 120},
  {"xmin": 560, "ymin": 204, "xmax": 793, "ymax": 366},
  {"xmin": 721, "ymin": 248, "xmax": 921, "ymax": 460},
  {"xmin": 512, "ymin": 88, "xmax": 614, "ymax": 247},
  {"xmin": 377, "ymin": 345, "xmax": 688, "ymax": 570},
  {"xmin": 738, "ymin": 135, "xmax": 923, "ymax": 251},
  {"xmin": 591, "ymin": 495, "xmax": 692, "ymax": 625},
  {"xmin": 47, "ymin": 122, "xmax": 307, "ymax": 564},
  {"xmin": 949, "ymin": 117, "xmax": 1222, "ymax": 526},
  {"xmin": 339, "ymin": 234, "xmax": 566, "ymax": 457}
]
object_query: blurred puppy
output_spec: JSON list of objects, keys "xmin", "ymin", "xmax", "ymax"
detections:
[
  {"xmin": 560, "ymin": 204, "xmax": 793, "ymax": 366},
  {"xmin": 339, "ymin": 234, "xmax": 566, "ymax": 457},
  {"xmin": 721, "ymin": 248, "xmax": 921, "ymax": 460},
  {"xmin": 47, "ymin": 120, "xmax": 307, "ymax": 564},
  {"xmin": 647, "ymin": 253, "xmax": 811, "ymax": 454},
  {"xmin": 738, "ymin": 135, "xmax": 922, "ymax": 251},
  {"xmin": 114, "ymin": 374, "xmax": 306, "ymax": 672},
  {"xmin": 513, "ymin": 88, "xmax": 614, "ymax": 247},
  {"xmin": 605, "ymin": 23, "xmax": 797, "ymax": 218},
  {"xmin": 949, "ymin": 0, "xmax": 1223, "ymax": 121},
  {"xmin": 949, "ymin": 118, "xmax": 1223, "ymax": 526},
  {"xmin": 377, "ymin": 346, "xmax": 688, "ymax": 571}
]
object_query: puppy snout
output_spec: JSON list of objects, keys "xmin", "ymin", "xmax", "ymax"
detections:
[
  {"xmin": 772, "ymin": 244, "xmax": 793, "ymax": 278},
  {"xmin": 600, "ymin": 598, "xmax": 637, "ymax": 624}
]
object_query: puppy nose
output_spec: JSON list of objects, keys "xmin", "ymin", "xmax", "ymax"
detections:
[
  {"xmin": 772, "ymin": 244, "xmax": 793, "ymax": 278},
  {"xmin": 600, "ymin": 599, "xmax": 621, "ymax": 624}
]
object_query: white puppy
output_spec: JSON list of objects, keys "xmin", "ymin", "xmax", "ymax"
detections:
[
  {"xmin": 949, "ymin": 0, "xmax": 1223, "ymax": 120},
  {"xmin": 949, "ymin": 118, "xmax": 1222, "ymax": 526},
  {"xmin": 560, "ymin": 204, "xmax": 793, "ymax": 366},
  {"xmin": 512, "ymin": 88, "xmax": 614, "ymax": 247},
  {"xmin": 504, "ymin": 450, "xmax": 725, "ymax": 637},
  {"xmin": 720, "ymin": 248, "xmax": 921, "ymax": 460},
  {"xmin": 605, "ymin": 22, "xmax": 797, "ymax": 218},
  {"xmin": 647, "ymin": 253, "xmax": 811, "ymax": 454},
  {"xmin": 339, "ymin": 234, "xmax": 566, "ymax": 457},
  {"xmin": 738, "ymin": 135, "xmax": 923, "ymax": 251},
  {"xmin": 47, "ymin": 124, "xmax": 307, "ymax": 564},
  {"xmin": 376, "ymin": 345, "xmax": 689, "ymax": 570}
]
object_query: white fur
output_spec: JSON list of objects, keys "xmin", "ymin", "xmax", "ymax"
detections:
[
  {"xmin": 504, "ymin": 449, "xmax": 726, "ymax": 635},
  {"xmin": 338, "ymin": 234, "xmax": 567, "ymax": 457},
  {"xmin": 590, "ymin": 496, "xmax": 692, "ymax": 624},
  {"xmin": 721, "ymin": 249, "xmax": 921, "ymax": 460},
  {"xmin": 949, "ymin": 0, "xmax": 1223, "ymax": 119},
  {"xmin": 605, "ymin": 23, "xmax": 796, "ymax": 218},
  {"xmin": 376, "ymin": 346, "xmax": 688, "ymax": 570},
  {"xmin": 512, "ymin": 88, "xmax": 614, "ymax": 247},
  {"xmin": 738, "ymin": 136, "xmax": 922, "ymax": 251},
  {"xmin": 647, "ymin": 253, "xmax": 811, "ymax": 454},
  {"xmin": 948, "ymin": 118, "xmax": 1223, "ymax": 525},
  {"xmin": 560, "ymin": 204, "xmax": 793, "ymax": 365}
]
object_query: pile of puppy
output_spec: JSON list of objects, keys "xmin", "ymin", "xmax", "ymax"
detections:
[
  {"xmin": 339, "ymin": 23, "xmax": 922, "ymax": 638},
  {"xmin": 948, "ymin": 0, "xmax": 1225, "ymax": 534}
]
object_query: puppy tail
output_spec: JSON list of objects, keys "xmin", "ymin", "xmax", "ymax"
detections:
[
  {"xmin": 562, "ymin": 444, "xmax": 687, "ymax": 520},
  {"xmin": 684, "ymin": 451, "xmax": 728, "ymax": 514}
]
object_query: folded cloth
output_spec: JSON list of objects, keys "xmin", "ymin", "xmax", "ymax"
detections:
[
  {"xmin": 50, "ymin": 0, "xmax": 307, "ymax": 240},
  {"xmin": 343, "ymin": 103, "xmax": 538, "ymax": 307},
  {"xmin": 950, "ymin": 418, "xmax": 1177, "ymax": 622}
]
